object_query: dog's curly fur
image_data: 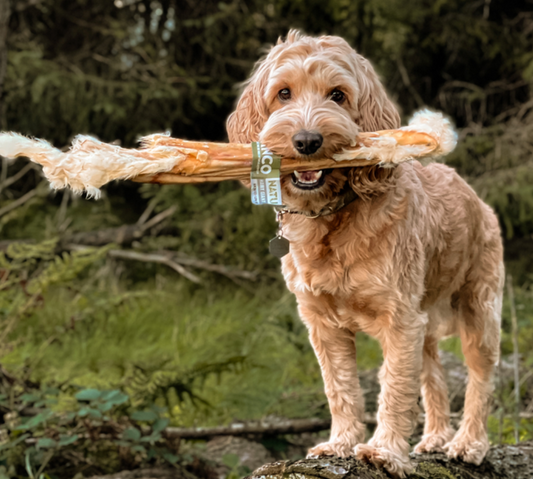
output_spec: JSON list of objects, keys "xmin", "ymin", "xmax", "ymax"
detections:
[{"xmin": 227, "ymin": 30, "xmax": 503, "ymax": 477}]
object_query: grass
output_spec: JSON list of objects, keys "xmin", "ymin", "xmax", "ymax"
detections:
[
  {"xmin": 1, "ymin": 275, "xmax": 383, "ymax": 427},
  {"xmin": 4, "ymin": 259, "xmax": 533, "ymax": 441}
]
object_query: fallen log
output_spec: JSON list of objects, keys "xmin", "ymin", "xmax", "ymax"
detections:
[
  {"xmin": 162, "ymin": 412, "xmax": 533, "ymax": 441},
  {"xmin": 163, "ymin": 418, "xmax": 333, "ymax": 440},
  {"xmin": 83, "ymin": 443, "xmax": 533, "ymax": 479},
  {"xmin": 247, "ymin": 443, "xmax": 533, "ymax": 479}
]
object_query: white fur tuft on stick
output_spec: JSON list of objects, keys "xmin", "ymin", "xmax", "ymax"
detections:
[
  {"xmin": 0, "ymin": 133, "xmax": 180, "ymax": 199},
  {"xmin": 0, "ymin": 109, "xmax": 456, "ymax": 197},
  {"xmin": 333, "ymin": 109, "xmax": 457, "ymax": 164}
]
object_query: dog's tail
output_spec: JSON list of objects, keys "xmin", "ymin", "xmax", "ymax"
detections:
[{"xmin": 406, "ymin": 109, "xmax": 457, "ymax": 158}]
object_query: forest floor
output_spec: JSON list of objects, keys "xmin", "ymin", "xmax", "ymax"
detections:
[{"xmin": 1, "ymin": 275, "xmax": 533, "ymax": 478}]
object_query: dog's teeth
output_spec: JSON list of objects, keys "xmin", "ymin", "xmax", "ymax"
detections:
[
  {"xmin": 293, "ymin": 170, "xmax": 322, "ymax": 181},
  {"xmin": 292, "ymin": 169, "xmax": 324, "ymax": 188}
]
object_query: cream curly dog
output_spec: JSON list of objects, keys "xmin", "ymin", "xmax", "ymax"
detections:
[{"xmin": 227, "ymin": 30, "xmax": 503, "ymax": 477}]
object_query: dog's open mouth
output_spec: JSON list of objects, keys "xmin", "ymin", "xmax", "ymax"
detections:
[{"xmin": 291, "ymin": 170, "xmax": 327, "ymax": 190}]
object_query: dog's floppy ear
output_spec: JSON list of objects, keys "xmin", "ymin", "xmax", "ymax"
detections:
[
  {"xmin": 348, "ymin": 165, "xmax": 394, "ymax": 200},
  {"xmin": 353, "ymin": 54, "xmax": 400, "ymax": 132},
  {"xmin": 226, "ymin": 61, "xmax": 271, "ymax": 144},
  {"xmin": 227, "ymin": 30, "xmax": 304, "ymax": 143},
  {"xmin": 347, "ymin": 53, "xmax": 400, "ymax": 198}
]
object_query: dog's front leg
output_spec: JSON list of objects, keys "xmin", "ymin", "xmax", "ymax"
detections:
[
  {"xmin": 301, "ymin": 304, "xmax": 365, "ymax": 457},
  {"xmin": 355, "ymin": 313, "xmax": 425, "ymax": 478}
]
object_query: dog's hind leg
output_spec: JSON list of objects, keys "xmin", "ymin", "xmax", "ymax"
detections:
[
  {"xmin": 414, "ymin": 335, "xmax": 455, "ymax": 453},
  {"xmin": 444, "ymin": 262, "xmax": 503, "ymax": 465}
]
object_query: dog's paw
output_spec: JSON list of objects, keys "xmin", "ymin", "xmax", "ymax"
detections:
[
  {"xmin": 414, "ymin": 427, "xmax": 455, "ymax": 454},
  {"xmin": 307, "ymin": 440, "xmax": 353, "ymax": 458},
  {"xmin": 354, "ymin": 444, "xmax": 412, "ymax": 478},
  {"xmin": 443, "ymin": 434, "xmax": 489, "ymax": 465}
]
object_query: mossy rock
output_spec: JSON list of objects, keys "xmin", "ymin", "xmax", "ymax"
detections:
[{"xmin": 246, "ymin": 443, "xmax": 533, "ymax": 479}]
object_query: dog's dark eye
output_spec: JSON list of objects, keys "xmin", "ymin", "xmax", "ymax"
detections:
[
  {"xmin": 278, "ymin": 88, "xmax": 291, "ymax": 101},
  {"xmin": 330, "ymin": 89, "xmax": 345, "ymax": 104}
]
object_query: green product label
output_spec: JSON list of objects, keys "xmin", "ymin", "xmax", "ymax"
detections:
[{"xmin": 250, "ymin": 142, "xmax": 283, "ymax": 206}]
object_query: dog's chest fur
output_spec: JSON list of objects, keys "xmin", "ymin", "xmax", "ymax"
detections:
[
  {"xmin": 279, "ymin": 191, "xmax": 415, "ymax": 334},
  {"xmin": 278, "ymin": 162, "xmax": 502, "ymax": 338}
]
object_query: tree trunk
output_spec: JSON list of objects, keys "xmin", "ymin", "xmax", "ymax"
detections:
[
  {"xmin": 247, "ymin": 443, "xmax": 533, "ymax": 479},
  {"xmin": 0, "ymin": 0, "xmax": 10, "ymax": 130}
]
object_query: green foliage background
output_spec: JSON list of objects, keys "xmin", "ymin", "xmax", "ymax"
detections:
[
  {"xmin": 4, "ymin": 0, "xmax": 533, "ymax": 243},
  {"xmin": 1, "ymin": 0, "xmax": 533, "ymax": 476}
]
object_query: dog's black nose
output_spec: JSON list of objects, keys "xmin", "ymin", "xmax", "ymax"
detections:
[{"xmin": 292, "ymin": 131, "xmax": 323, "ymax": 155}]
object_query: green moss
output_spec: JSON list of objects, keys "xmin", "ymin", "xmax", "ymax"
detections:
[{"xmin": 415, "ymin": 462, "xmax": 457, "ymax": 479}]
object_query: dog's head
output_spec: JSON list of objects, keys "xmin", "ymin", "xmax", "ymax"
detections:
[{"xmin": 227, "ymin": 30, "xmax": 400, "ymax": 212}]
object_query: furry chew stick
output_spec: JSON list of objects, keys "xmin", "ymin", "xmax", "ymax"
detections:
[{"xmin": 0, "ymin": 109, "xmax": 456, "ymax": 199}]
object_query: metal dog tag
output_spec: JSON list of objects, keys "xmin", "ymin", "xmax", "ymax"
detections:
[{"xmin": 269, "ymin": 235, "xmax": 290, "ymax": 258}]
